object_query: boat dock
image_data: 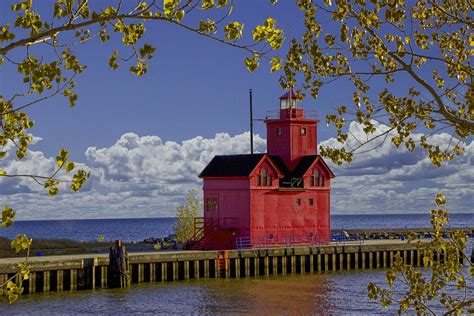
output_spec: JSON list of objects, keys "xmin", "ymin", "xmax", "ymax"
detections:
[{"xmin": 0, "ymin": 240, "xmax": 437, "ymax": 295}]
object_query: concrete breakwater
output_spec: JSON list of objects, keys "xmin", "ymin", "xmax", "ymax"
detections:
[
  {"xmin": 331, "ymin": 227, "xmax": 474, "ymax": 241},
  {"xmin": 0, "ymin": 240, "xmax": 440, "ymax": 296}
]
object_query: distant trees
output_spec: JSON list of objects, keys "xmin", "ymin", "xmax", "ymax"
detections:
[{"xmin": 174, "ymin": 189, "xmax": 201, "ymax": 244}]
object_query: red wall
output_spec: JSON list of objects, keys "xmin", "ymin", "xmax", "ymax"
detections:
[
  {"xmin": 203, "ymin": 178, "xmax": 251, "ymax": 248},
  {"xmin": 249, "ymin": 188, "xmax": 330, "ymax": 245}
]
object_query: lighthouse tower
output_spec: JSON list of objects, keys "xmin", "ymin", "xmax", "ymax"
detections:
[
  {"xmin": 265, "ymin": 87, "xmax": 319, "ymax": 170},
  {"xmin": 195, "ymin": 89, "xmax": 335, "ymax": 250}
]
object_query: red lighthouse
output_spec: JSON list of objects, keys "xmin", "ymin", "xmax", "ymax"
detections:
[{"xmin": 192, "ymin": 89, "xmax": 335, "ymax": 250}]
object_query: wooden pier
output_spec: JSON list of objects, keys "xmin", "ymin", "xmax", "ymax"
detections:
[{"xmin": 0, "ymin": 240, "xmax": 433, "ymax": 295}]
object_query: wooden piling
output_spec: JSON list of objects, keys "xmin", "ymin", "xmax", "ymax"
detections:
[
  {"xmin": 204, "ymin": 260, "xmax": 210, "ymax": 278},
  {"xmin": 254, "ymin": 257, "xmax": 260, "ymax": 276},
  {"xmin": 137, "ymin": 264, "xmax": 144, "ymax": 283},
  {"xmin": 28, "ymin": 272, "xmax": 36, "ymax": 294},
  {"xmin": 281, "ymin": 256, "xmax": 287, "ymax": 275},
  {"xmin": 56, "ymin": 270, "xmax": 63, "ymax": 291},
  {"xmin": 301, "ymin": 256, "xmax": 306, "ymax": 273},
  {"xmin": 235, "ymin": 258, "xmax": 241, "ymax": 278},
  {"xmin": 172, "ymin": 262, "xmax": 179, "ymax": 281},
  {"xmin": 70, "ymin": 269, "xmax": 77, "ymax": 291},
  {"xmin": 272, "ymin": 257, "xmax": 278, "ymax": 275},
  {"xmin": 184, "ymin": 261, "xmax": 190, "ymax": 280},
  {"xmin": 194, "ymin": 261, "xmax": 200, "ymax": 279},
  {"xmin": 161, "ymin": 262, "xmax": 167, "ymax": 282},
  {"xmin": 264, "ymin": 257, "xmax": 270, "ymax": 276},
  {"xmin": 150, "ymin": 263, "xmax": 156, "ymax": 282},
  {"xmin": 42, "ymin": 271, "xmax": 50, "ymax": 292},
  {"xmin": 244, "ymin": 258, "xmax": 250, "ymax": 277}
]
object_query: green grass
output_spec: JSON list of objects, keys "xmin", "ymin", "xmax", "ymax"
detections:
[{"xmin": 0, "ymin": 237, "xmax": 109, "ymax": 258}]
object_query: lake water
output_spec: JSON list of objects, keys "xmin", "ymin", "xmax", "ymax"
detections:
[
  {"xmin": 2, "ymin": 213, "xmax": 474, "ymax": 242},
  {"xmin": 1, "ymin": 214, "xmax": 473, "ymax": 314},
  {"xmin": 3, "ymin": 269, "xmax": 472, "ymax": 315}
]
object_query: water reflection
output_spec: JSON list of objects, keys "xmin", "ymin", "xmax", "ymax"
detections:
[
  {"xmin": 193, "ymin": 275, "xmax": 335, "ymax": 314},
  {"xmin": 4, "ymin": 271, "xmax": 388, "ymax": 314}
]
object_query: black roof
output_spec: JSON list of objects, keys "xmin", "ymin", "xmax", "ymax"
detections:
[
  {"xmin": 199, "ymin": 153, "xmax": 334, "ymax": 179},
  {"xmin": 199, "ymin": 154, "xmax": 265, "ymax": 177},
  {"xmin": 269, "ymin": 155, "xmax": 290, "ymax": 175},
  {"xmin": 291, "ymin": 155, "xmax": 318, "ymax": 177}
]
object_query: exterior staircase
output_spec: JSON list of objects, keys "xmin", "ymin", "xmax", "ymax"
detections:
[{"xmin": 188, "ymin": 217, "xmax": 237, "ymax": 250}]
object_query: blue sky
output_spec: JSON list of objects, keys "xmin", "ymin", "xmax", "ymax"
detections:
[
  {"xmin": 2, "ymin": 0, "xmax": 347, "ymax": 160},
  {"xmin": 0, "ymin": 1, "xmax": 472, "ymax": 220}
]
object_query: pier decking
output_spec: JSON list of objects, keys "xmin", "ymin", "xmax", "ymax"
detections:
[{"xmin": 0, "ymin": 240, "xmax": 434, "ymax": 295}]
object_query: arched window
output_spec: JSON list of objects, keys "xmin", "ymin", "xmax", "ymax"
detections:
[
  {"xmin": 312, "ymin": 169, "xmax": 319, "ymax": 186},
  {"xmin": 261, "ymin": 168, "xmax": 267, "ymax": 186}
]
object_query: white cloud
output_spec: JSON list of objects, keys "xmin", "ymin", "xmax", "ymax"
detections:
[
  {"xmin": 1, "ymin": 132, "xmax": 266, "ymax": 219},
  {"xmin": 324, "ymin": 121, "xmax": 474, "ymax": 214},
  {"xmin": 0, "ymin": 125, "xmax": 472, "ymax": 220}
]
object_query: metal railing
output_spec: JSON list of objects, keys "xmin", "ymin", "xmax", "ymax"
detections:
[
  {"xmin": 236, "ymin": 232, "xmax": 363, "ymax": 249},
  {"xmin": 265, "ymin": 109, "xmax": 319, "ymax": 120},
  {"xmin": 188, "ymin": 217, "xmax": 238, "ymax": 250}
]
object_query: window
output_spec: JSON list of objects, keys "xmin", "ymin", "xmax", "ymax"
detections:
[
  {"xmin": 320, "ymin": 177, "xmax": 325, "ymax": 187},
  {"xmin": 276, "ymin": 127, "xmax": 281, "ymax": 136},
  {"xmin": 295, "ymin": 198, "xmax": 301, "ymax": 206},
  {"xmin": 206, "ymin": 197, "xmax": 218, "ymax": 213},
  {"xmin": 311, "ymin": 169, "xmax": 320, "ymax": 187},
  {"xmin": 301, "ymin": 127, "xmax": 307, "ymax": 135},
  {"xmin": 261, "ymin": 168, "xmax": 267, "ymax": 186},
  {"xmin": 257, "ymin": 168, "xmax": 272, "ymax": 187},
  {"xmin": 308, "ymin": 198, "xmax": 314, "ymax": 206}
]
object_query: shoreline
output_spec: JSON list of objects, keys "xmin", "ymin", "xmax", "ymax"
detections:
[{"xmin": 1, "ymin": 227, "xmax": 472, "ymax": 259}]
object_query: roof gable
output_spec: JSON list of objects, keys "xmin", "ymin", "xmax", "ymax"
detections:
[
  {"xmin": 250, "ymin": 154, "xmax": 285, "ymax": 177},
  {"xmin": 303, "ymin": 156, "xmax": 335, "ymax": 178}
]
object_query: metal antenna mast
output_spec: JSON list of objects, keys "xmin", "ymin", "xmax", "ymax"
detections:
[{"xmin": 249, "ymin": 89, "xmax": 254, "ymax": 155}]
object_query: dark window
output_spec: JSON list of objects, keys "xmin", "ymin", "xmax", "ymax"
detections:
[
  {"xmin": 311, "ymin": 169, "xmax": 320, "ymax": 187},
  {"xmin": 296, "ymin": 198, "xmax": 301, "ymax": 206},
  {"xmin": 301, "ymin": 127, "xmax": 307, "ymax": 135},
  {"xmin": 261, "ymin": 168, "xmax": 267, "ymax": 186},
  {"xmin": 257, "ymin": 175, "xmax": 261, "ymax": 186},
  {"xmin": 308, "ymin": 198, "xmax": 314, "ymax": 205},
  {"xmin": 320, "ymin": 177, "xmax": 325, "ymax": 187},
  {"xmin": 267, "ymin": 175, "xmax": 272, "ymax": 186},
  {"xmin": 276, "ymin": 127, "xmax": 281, "ymax": 136},
  {"xmin": 206, "ymin": 197, "xmax": 218, "ymax": 213}
]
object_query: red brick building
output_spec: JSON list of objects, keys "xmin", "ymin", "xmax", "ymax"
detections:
[{"xmin": 193, "ymin": 89, "xmax": 334, "ymax": 249}]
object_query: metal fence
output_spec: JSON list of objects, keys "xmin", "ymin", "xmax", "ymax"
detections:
[{"xmin": 236, "ymin": 232, "xmax": 363, "ymax": 249}]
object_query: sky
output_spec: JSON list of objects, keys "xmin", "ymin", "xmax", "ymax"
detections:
[{"xmin": 0, "ymin": 1, "xmax": 472, "ymax": 220}]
